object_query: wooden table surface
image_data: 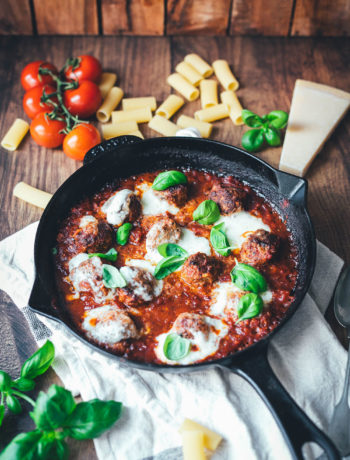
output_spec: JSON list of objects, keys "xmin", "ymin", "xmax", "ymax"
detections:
[{"xmin": 0, "ymin": 35, "xmax": 349, "ymax": 458}]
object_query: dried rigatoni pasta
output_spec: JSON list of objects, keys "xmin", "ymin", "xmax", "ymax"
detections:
[
  {"xmin": 1, "ymin": 119, "xmax": 29, "ymax": 151},
  {"xmin": 179, "ymin": 418, "xmax": 222, "ymax": 451},
  {"xmin": 167, "ymin": 73, "xmax": 199, "ymax": 102},
  {"xmin": 181, "ymin": 431, "xmax": 206, "ymax": 460},
  {"xmin": 13, "ymin": 182, "xmax": 53, "ymax": 209},
  {"xmin": 122, "ymin": 97, "xmax": 156, "ymax": 111},
  {"xmin": 112, "ymin": 107, "xmax": 152, "ymax": 124},
  {"xmin": 194, "ymin": 103, "xmax": 229, "ymax": 123},
  {"xmin": 184, "ymin": 54, "xmax": 213, "ymax": 78},
  {"xmin": 96, "ymin": 87, "xmax": 123, "ymax": 122},
  {"xmin": 128, "ymin": 130, "xmax": 144, "ymax": 139},
  {"xmin": 98, "ymin": 73, "xmax": 117, "ymax": 99},
  {"xmin": 200, "ymin": 80, "xmax": 218, "ymax": 109},
  {"xmin": 101, "ymin": 121, "xmax": 138, "ymax": 139},
  {"xmin": 177, "ymin": 115, "xmax": 212, "ymax": 138},
  {"xmin": 212, "ymin": 60, "xmax": 239, "ymax": 91},
  {"xmin": 221, "ymin": 90, "xmax": 244, "ymax": 125},
  {"xmin": 156, "ymin": 95, "xmax": 184, "ymax": 119},
  {"xmin": 175, "ymin": 62, "xmax": 203, "ymax": 87},
  {"xmin": 148, "ymin": 115, "xmax": 179, "ymax": 136}
]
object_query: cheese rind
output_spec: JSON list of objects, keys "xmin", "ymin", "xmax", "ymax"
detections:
[
  {"xmin": 179, "ymin": 418, "xmax": 222, "ymax": 451},
  {"xmin": 279, "ymin": 79, "xmax": 350, "ymax": 177}
]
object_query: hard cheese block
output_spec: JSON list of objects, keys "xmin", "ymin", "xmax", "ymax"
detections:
[{"xmin": 279, "ymin": 80, "xmax": 350, "ymax": 177}]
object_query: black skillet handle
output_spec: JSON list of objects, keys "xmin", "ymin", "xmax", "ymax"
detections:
[
  {"xmin": 28, "ymin": 275, "xmax": 60, "ymax": 321},
  {"xmin": 222, "ymin": 343, "xmax": 340, "ymax": 460},
  {"xmin": 275, "ymin": 170, "xmax": 308, "ymax": 207},
  {"xmin": 83, "ymin": 135, "xmax": 143, "ymax": 166}
]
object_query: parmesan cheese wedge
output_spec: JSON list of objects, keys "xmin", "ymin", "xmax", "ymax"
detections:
[
  {"xmin": 179, "ymin": 418, "xmax": 222, "ymax": 451},
  {"xmin": 279, "ymin": 80, "xmax": 350, "ymax": 177}
]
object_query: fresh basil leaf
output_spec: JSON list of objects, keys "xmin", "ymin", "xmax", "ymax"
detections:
[
  {"xmin": 236, "ymin": 293, "xmax": 263, "ymax": 322},
  {"xmin": 11, "ymin": 378, "xmax": 35, "ymax": 392},
  {"xmin": 0, "ymin": 371, "xmax": 12, "ymax": 391},
  {"xmin": 64, "ymin": 400, "xmax": 122, "ymax": 440},
  {"xmin": 266, "ymin": 110, "xmax": 288, "ymax": 129},
  {"xmin": 88, "ymin": 248, "xmax": 117, "ymax": 262},
  {"xmin": 193, "ymin": 200, "xmax": 220, "ymax": 225},
  {"xmin": 102, "ymin": 264, "xmax": 126, "ymax": 288},
  {"xmin": 117, "ymin": 223, "xmax": 132, "ymax": 246},
  {"xmin": 242, "ymin": 129, "xmax": 265, "ymax": 152},
  {"xmin": 0, "ymin": 430, "xmax": 42, "ymax": 460},
  {"xmin": 20, "ymin": 340, "xmax": 55, "ymax": 380},
  {"xmin": 154, "ymin": 255, "xmax": 187, "ymax": 280},
  {"xmin": 230, "ymin": 262, "xmax": 267, "ymax": 293},
  {"xmin": 37, "ymin": 437, "xmax": 69, "ymax": 460},
  {"xmin": 0, "ymin": 405, "xmax": 5, "ymax": 427},
  {"xmin": 242, "ymin": 110, "xmax": 263, "ymax": 128},
  {"xmin": 6, "ymin": 395, "xmax": 22, "ymax": 414},
  {"xmin": 52, "ymin": 247, "xmax": 58, "ymax": 255},
  {"xmin": 30, "ymin": 384, "xmax": 76, "ymax": 431},
  {"xmin": 152, "ymin": 170, "xmax": 187, "ymax": 191},
  {"xmin": 157, "ymin": 243, "xmax": 188, "ymax": 258},
  {"xmin": 163, "ymin": 333, "xmax": 191, "ymax": 361},
  {"xmin": 264, "ymin": 127, "xmax": 281, "ymax": 147},
  {"xmin": 210, "ymin": 223, "xmax": 232, "ymax": 256}
]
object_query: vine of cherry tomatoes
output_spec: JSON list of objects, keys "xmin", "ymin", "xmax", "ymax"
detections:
[{"xmin": 21, "ymin": 56, "xmax": 102, "ymax": 160}]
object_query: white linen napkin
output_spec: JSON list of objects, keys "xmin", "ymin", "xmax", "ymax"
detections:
[{"xmin": 0, "ymin": 221, "xmax": 347, "ymax": 460}]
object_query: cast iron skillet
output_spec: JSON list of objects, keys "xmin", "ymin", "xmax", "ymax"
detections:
[{"xmin": 28, "ymin": 136, "xmax": 339, "ymax": 460}]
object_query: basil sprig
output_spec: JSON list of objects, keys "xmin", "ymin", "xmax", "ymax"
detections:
[
  {"xmin": 117, "ymin": 223, "xmax": 132, "ymax": 246},
  {"xmin": 210, "ymin": 223, "xmax": 234, "ymax": 256},
  {"xmin": 102, "ymin": 264, "xmax": 126, "ymax": 288},
  {"xmin": 158, "ymin": 243, "xmax": 188, "ymax": 258},
  {"xmin": 152, "ymin": 170, "xmax": 187, "ymax": 191},
  {"xmin": 154, "ymin": 255, "xmax": 187, "ymax": 280},
  {"xmin": 163, "ymin": 333, "xmax": 191, "ymax": 361},
  {"xmin": 88, "ymin": 248, "xmax": 117, "ymax": 262},
  {"xmin": 193, "ymin": 200, "xmax": 220, "ymax": 225},
  {"xmin": 241, "ymin": 109, "xmax": 288, "ymax": 153},
  {"xmin": 230, "ymin": 262, "xmax": 267, "ymax": 294},
  {"xmin": 236, "ymin": 293, "xmax": 263, "ymax": 323}
]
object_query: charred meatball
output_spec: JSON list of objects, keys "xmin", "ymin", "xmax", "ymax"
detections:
[
  {"xmin": 173, "ymin": 312, "xmax": 210, "ymax": 340},
  {"xmin": 181, "ymin": 252, "xmax": 220, "ymax": 285},
  {"xmin": 155, "ymin": 184, "xmax": 188, "ymax": 207},
  {"xmin": 209, "ymin": 182, "xmax": 245, "ymax": 215},
  {"xmin": 240, "ymin": 229, "xmax": 279, "ymax": 266},
  {"xmin": 101, "ymin": 189, "xmax": 141, "ymax": 226},
  {"xmin": 118, "ymin": 266, "xmax": 161, "ymax": 307},
  {"xmin": 146, "ymin": 216, "xmax": 182, "ymax": 261},
  {"xmin": 75, "ymin": 216, "xmax": 113, "ymax": 253}
]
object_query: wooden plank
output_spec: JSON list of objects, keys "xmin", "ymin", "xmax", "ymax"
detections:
[
  {"xmin": 0, "ymin": 0, "xmax": 33, "ymax": 35},
  {"xmin": 230, "ymin": 0, "xmax": 294, "ymax": 36},
  {"xmin": 292, "ymin": 0, "xmax": 350, "ymax": 36},
  {"xmin": 33, "ymin": 0, "xmax": 98, "ymax": 35},
  {"xmin": 101, "ymin": 0, "xmax": 164, "ymax": 35},
  {"xmin": 166, "ymin": 0, "xmax": 231, "ymax": 35}
]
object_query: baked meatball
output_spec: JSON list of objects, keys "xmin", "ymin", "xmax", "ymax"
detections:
[
  {"xmin": 69, "ymin": 254, "xmax": 108, "ymax": 303},
  {"xmin": 146, "ymin": 216, "xmax": 182, "ymax": 260},
  {"xmin": 209, "ymin": 183, "xmax": 245, "ymax": 215},
  {"xmin": 173, "ymin": 312, "xmax": 210, "ymax": 340},
  {"xmin": 240, "ymin": 229, "xmax": 280, "ymax": 266},
  {"xmin": 101, "ymin": 189, "xmax": 141, "ymax": 226},
  {"xmin": 75, "ymin": 216, "xmax": 114, "ymax": 253},
  {"xmin": 155, "ymin": 184, "xmax": 188, "ymax": 207},
  {"xmin": 181, "ymin": 252, "xmax": 220, "ymax": 285},
  {"xmin": 118, "ymin": 266, "xmax": 160, "ymax": 307}
]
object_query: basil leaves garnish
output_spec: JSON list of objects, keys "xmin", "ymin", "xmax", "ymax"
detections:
[
  {"xmin": 117, "ymin": 223, "xmax": 132, "ymax": 246},
  {"xmin": 236, "ymin": 293, "xmax": 263, "ymax": 323},
  {"xmin": 230, "ymin": 262, "xmax": 267, "ymax": 294},
  {"xmin": 154, "ymin": 255, "xmax": 187, "ymax": 280},
  {"xmin": 193, "ymin": 199, "xmax": 220, "ymax": 225},
  {"xmin": 152, "ymin": 170, "xmax": 187, "ymax": 191},
  {"xmin": 163, "ymin": 333, "xmax": 191, "ymax": 361},
  {"xmin": 210, "ymin": 223, "xmax": 233, "ymax": 256},
  {"xmin": 88, "ymin": 248, "xmax": 117, "ymax": 262},
  {"xmin": 158, "ymin": 243, "xmax": 188, "ymax": 258},
  {"xmin": 102, "ymin": 265, "xmax": 126, "ymax": 288}
]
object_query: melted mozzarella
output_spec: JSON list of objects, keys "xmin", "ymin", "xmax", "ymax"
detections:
[
  {"xmin": 136, "ymin": 183, "xmax": 179, "ymax": 215},
  {"xmin": 154, "ymin": 316, "xmax": 228, "ymax": 365},
  {"xmin": 125, "ymin": 259, "xmax": 163, "ymax": 297},
  {"xmin": 216, "ymin": 211, "xmax": 270, "ymax": 249},
  {"xmin": 79, "ymin": 215, "xmax": 97, "ymax": 228},
  {"xmin": 101, "ymin": 189, "xmax": 133, "ymax": 226},
  {"xmin": 68, "ymin": 253, "xmax": 89, "ymax": 272}
]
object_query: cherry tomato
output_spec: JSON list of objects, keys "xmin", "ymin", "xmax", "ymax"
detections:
[
  {"xmin": 63, "ymin": 124, "xmax": 101, "ymax": 161},
  {"xmin": 23, "ymin": 85, "xmax": 58, "ymax": 119},
  {"xmin": 64, "ymin": 55, "xmax": 102, "ymax": 84},
  {"xmin": 21, "ymin": 61, "xmax": 58, "ymax": 91},
  {"xmin": 63, "ymin": 80, "xmax": 102, "ymax": 118},
  {"xmin": 30, "ymin": 112, "xmax": 66, "ymax": 148}
]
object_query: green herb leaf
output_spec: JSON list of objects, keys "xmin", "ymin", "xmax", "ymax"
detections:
[
  {"xmin": 157, "ymin": 243, "xmax": 188, "ymax": 258},
  {"xmin": 163, "ymin": 333, "xmax": 191, "ymax": 361},
  {"xmin": 152, "ymin": 171, "xmax": 187, "ymax": 191},
  {"xmin": 0, "ymin": 371, "xmax": 12, "ymax": 392},
  {"xmin": 230, "ymin": 262, "xmax": 267, "ymax": 294},
  {"xmin": 102, "ymin": 265, "xmax": 127, "ymax": 288},
  {"xmin": 210, "ymin": 223, "xmax": 232, "ymax": 256},
  {"xmin": 88, "ymin": 248, "xmax": 117, "ymax": 262},
  {"xmin": 64, "ymin": 400, "xmax": 122, "ymax": 440},
  {"xmin": 0, "ymin": 405, "xmax": 5, "ymax": 427},
  {"xmin": 242, "ymin": 110, "xmax": 263, "ymax": 128},
  {"xmin": 154, "ymin": 255, "xmax": 187, "ymax": 280},
  {"xmin": 30, "ymin": 384, "xmax": 76, "ymax": 431},
  {"xmin": 236, "ymin": 293, "xmax": 263, "ymax": 322},
  {"xmin": 193, "ymin": 200, "xmax": 220, "ymax": 225},
  {"xmin": 264, "ymin": 127, "xmax": 281, "ymax": 147},
  {"xmin": 241, "ymin": 129, "xmax": 265, "ymax": 153},
  {"xmin": 0, "ymin": 430, "xmax": 42, "ymax": 460},
  {"xmin": 117, "ymin": 223, "xmax": 132, "ymax": 246},
  {"xmin": 37, "ymin": 437, "xmax": 69, "ymax": 460},
  {"xmin": 6, "ymin": 395, "xmax": 22, "ymax": 414},
  {"xmin": 11, "ymin": 378, "xmax": 35, "ymax": 392},
  {"xmin": 20, "ymin": 341, "xmax": 55, "ymax": 380},
  {"xmin": 266, "ymin": 110, "xmax": 288, "ymax": 129},
  {"xmin": 52, "ymin": 247, "xmax": 58, "ymax": 255}
]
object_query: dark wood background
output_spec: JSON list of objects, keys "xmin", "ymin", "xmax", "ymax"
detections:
[
  {"xmin": 0, "ymin": 35, "xmax": 349, "ymax": 458},
  {"xmin": 1, "ymin": 0, "xmax": 350, "ymax": 36}
]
